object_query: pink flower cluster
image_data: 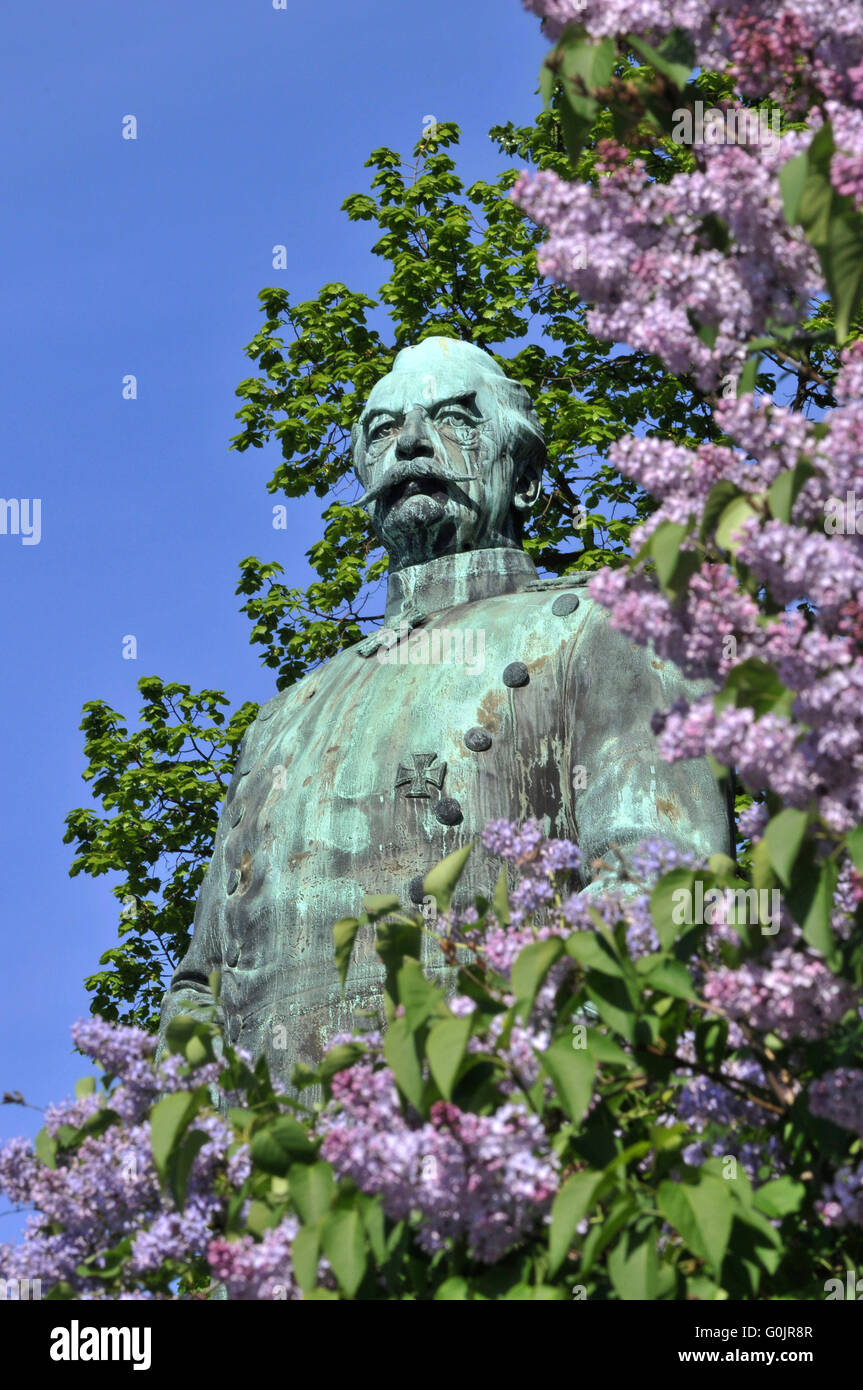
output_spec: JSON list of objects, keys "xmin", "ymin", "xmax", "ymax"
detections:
[
  {"xmin": 318, "ymin": 1052, "xmax": 560, "ymax": 1264},
  {"xmin": 0, "ymin": 1019, "xmax": 240, "ymax": 1298},
  {"xmin": 517, "ymin": 1, "xmax": 863, "ymax": 387},
  {"xmin": 521, "ymin": 0, "xmax": 863, "ymax": 107},
  {"xmin": 589, "ymin": 348, "xmax": 863, "ymax": 834},
  {"xmin": 514, "ymin": 136, "xmax": 819, "ymax": 391},
  {"xmin": 703, "ymin": 949, "xmax": 857, "ymax": 1041},
  {"xmin": 208, "ymin": 1221, "xmax": 306, "ymax": 1300}
]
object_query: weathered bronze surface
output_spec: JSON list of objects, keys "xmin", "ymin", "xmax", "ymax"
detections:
[{"xmin": 158, "ymin": 339, "xmax": 733, "ymax": 1081}]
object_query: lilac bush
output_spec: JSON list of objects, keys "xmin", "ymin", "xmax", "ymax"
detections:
[{"xmin": 1, "ymin": 814, "xmax": 862, "ymax": 1298}]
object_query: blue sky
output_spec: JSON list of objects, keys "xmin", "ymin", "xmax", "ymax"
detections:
[{"xmin": 0, "ymin": 0, "xmax": 548, "ymax": 1215}]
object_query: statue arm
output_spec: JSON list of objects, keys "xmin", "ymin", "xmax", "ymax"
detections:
[
  {"xmin": 569, "ymin": 600, "xmax": 734, "ymax": 899},
  {"xmin": 155, "ymin": 817, "xmax": 228, "ymax": 1063}
]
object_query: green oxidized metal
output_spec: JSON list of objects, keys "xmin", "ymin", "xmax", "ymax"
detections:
[{"xmin": 158, "ymin": 339, "xmax": 733, "ymax": 1080}]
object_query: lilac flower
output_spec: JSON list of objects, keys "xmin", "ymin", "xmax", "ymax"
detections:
[
  {"xmin": 704, "ymin": 950, "xmax": 858, "ymax": 1041},
  {"xmin": 808, "ymin": 1069, "xmax": 863, "ymax": 1137}
]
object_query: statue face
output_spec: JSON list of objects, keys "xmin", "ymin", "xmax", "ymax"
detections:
[{"xmin": 355, "ymin": 342, "xmax": 541, "ymax": 570}]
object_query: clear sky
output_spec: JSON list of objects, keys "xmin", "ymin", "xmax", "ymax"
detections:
[{"xmin": 0, "ymin": 0, "xmax": 548, "ymax": 1207}]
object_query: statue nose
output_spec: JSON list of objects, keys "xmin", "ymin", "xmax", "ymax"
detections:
[{"xmin": 395, "ymin": 407, "xmax": 434, "ymax": 461}]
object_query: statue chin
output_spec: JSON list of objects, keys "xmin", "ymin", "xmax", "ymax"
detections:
[{"xmin": 378, "ymin": 493, "xmax": 452, "ymax": 559}]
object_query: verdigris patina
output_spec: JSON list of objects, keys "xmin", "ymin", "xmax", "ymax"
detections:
[{"xmin": 158, "ymin": 338, "xmax": 733, "ymax": 1080}]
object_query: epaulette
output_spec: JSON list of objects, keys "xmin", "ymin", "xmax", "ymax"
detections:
[
  {"xmin": 524, "ymin": 571, "xmax": 597, "ymax": 592},
  {"xmin": 354, "ymin": 607, "xmax": 428, "ymax": 659}
]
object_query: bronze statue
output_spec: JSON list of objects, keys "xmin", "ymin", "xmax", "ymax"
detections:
[{"xmin": 158, "ymin": 338, "xmax": 733, "ymax": 1079}]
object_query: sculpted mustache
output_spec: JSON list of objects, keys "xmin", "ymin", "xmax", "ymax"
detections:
[{"xmin": 357, "ymin": 460, "xmax": 477, "ymax": 508}]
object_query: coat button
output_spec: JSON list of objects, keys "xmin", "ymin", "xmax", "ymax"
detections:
[
  {"xmin": 552, "ymin": 593, "xmax": 581, "ymax": 616},
  {"xmin": 464, "ymin": 727, "xmax": 492, "ymax": 752},
  {"xmin": 409, "ymin": 874, "xmax": 426, "ymax": 905},
  {"xmin": 435, "ymin": 797, "xmax": 463, "ymax": 825},
  {"xmin": 226, "ymin": 868, "xmax": 240, "ymax": 895},
  {"xmin": 503, "ymin": 661, "xmax": 529, "ymax": 688}
]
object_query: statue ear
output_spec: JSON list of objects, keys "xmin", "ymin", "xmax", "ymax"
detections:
[
  {"xmin": 351, "ymin": 421, "xmax": 366, "ymax": 484},
  {"xmin": 513, "ymin": 457, "xmax": 544, "ymax": 514}
]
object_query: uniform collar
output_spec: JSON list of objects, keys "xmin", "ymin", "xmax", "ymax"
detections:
[{"xmin": 384, "ymin": 546, "xmax": 538, "ymax": 626}]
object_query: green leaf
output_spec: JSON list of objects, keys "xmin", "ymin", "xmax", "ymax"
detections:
[
  {"xmin": 792, "ymin": 123, "xmax": 863, "ymax": 342},
  {"xmin": 608, "ymin": 1226, "xmax": 660, "ymax": 1300},
  {"xmin": 426, "ymin": 1015, "xmax": 473, "ymax": 1100},
  {"xmin": 333, "ymin": 917, "xmax": 360, "ymax": 993},
  {"xmin": 650, "ymin": 520, "xmax": 688, "ymax": 589},
  {"xmin": 502, "ymin": 1284, "xmax": 567, "ymax": 1300},
  {"xmin": 736, "ymin": 353, "xmax": 762, "ymax": 396},
  {"xmin": 565, "ymin": 930, "xmax": 623, "ymax": 976},
  {"xmin": 767, "ymin": 460, "xmax": 815, "ymax": 525},
  {"xmin": 585, "ymin": 1030, "xmax": 634, "ymax": 1068},
  {"xmin": 150, "ymin": 1090, "xmax": 197, "ymax": 1179},
  {"xmin": 362, "ymin": 894, "xmax": 401, "ymax": 917},
  {"xmin": 548, "ymin": 1170, "xmax": 603, "ymax": 1275},
  {"xmin": 422, "ymin": 842, "xmax": 474, "ymax": 912},
  {"xmin": 584, "ymin": 974, "xmax": 641, "ymax": 1043},
  {"xmin": 716, "ymin": 659, "xmax": 793, "ymax": 719},
  {"xmin": 641, "ymin": 958, "xmax": 697, "ymax": 1001},
  {"xmin": 398, "ymin": 959, "xmax": 446, "ymax": 1033},
  {"xmin": 695, "ymin": 1019, "xmax": 728, "ymax": 1071},
  {"xmin": 493, "ymin": 864, "xmax": 511, "ymax": 927},
  {"xmin": 699, "ymin": 480, "xmax": 742, "ymax": 542},
  {"xmin": 168, "ymin": 1128, "xmax": 208, "ymax": 1209},
  {"xmin": 74, "ymin": 1075, "xmax": 96, "ymax": 1100},
  {"xmin": 823, "ymin": 207, "xmax": 863, "ymax": 343},
  {"xmin": 357, "ymin": 1194, "xmax": 387, "ymax": 1265},
  {"xmin": 799, "ymin": 859, "xmax": 838, "ymax": 956},
  {"xmin": 753, "ymin": 1177, "xmax": 806, "ymax": 1219},
  {"xmin": 539, "ymin": 55, "xmax": 558, "ymax": 109},
  {"xmin": 555, "ymin": 35, "xmax": 616, "ymax": 161},
  {"xmin": 650, "ymin": 868, "xmax": 696, "ymax": 949},
  {"xmin": 164, "ymin": 1014, "xmax": 213, "ymax": 1059},
  {"xmin": 763, "ymin": 807, "xmax": 809, "ymax": 888},
  {"xmin": 779, "ymin": 151, "xmax": 809, "ymax": 224},
  {"xmin": 375, "ymin": 918, "xmax": 423, "ymax": 1000},
  {"xmin": 715, "ymin": 494, "xmax": 759, "ymax": 554},
  {"xmin": 657, "ymin": 1175, "xmax": 733, "ymax": 1273},
  {"xmin": 435, "ymin": 1276, "xmax": 472, "ymax": 1300},
  {"xmin": 251, "ymin": 1116, "xmax": 316, "ymax": 1175},
  {"xmin": 318, "ymin": 1042, "xmax": 366, "ymax": 1082},
  {"xmin": 626, "ymin": 29, "xmax": 695, "ymax": 88},
  {"xmin": 292, "ymin": 1223, "xmax": 320, "ymax": 1293},
  {"xmin": 35, "ymin": 1126, "xmax": 58, "ymax": 1170},
  {"xmin": 288, "ymin": 1161, "xmax": 335, "ymax": 1225},
  {"xmin": 320, "ymin": 1208, "xmax": 367, "ymax": 1298},
  {"xmin": 511, "ymin": 937, "xmax": 564, "ymax": 1020},
  {"xmin": 383, "ymin": 1015, "xmax": 424, "ymax": 1109},
  {"xmin": 538, "ymin": 1037, "xmax": 596, "ymax": 1124},
  {"xmin": 580, "ymin": 1192, "xmax": 638, "ymax": 1276}
]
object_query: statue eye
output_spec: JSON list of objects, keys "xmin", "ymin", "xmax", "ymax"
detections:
[{"xmin": 369, "ymin": 419, "xmax": 397, "ymax": 444}]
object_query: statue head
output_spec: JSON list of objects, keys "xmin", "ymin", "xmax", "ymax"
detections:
[{"xmin": 352, "ymin": 338, "xmax": 545, "ymax": 571}]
